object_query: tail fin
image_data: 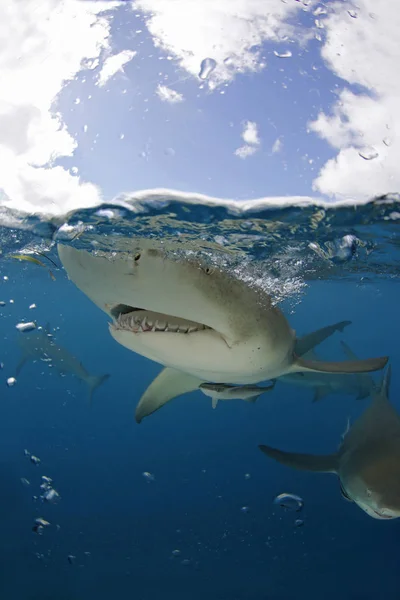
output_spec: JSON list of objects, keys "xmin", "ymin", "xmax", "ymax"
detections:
[
  {"xmin": 259, "ymin": 444, "xmax": 339, "ymax": 473},
  {"xmin": 292, "ymin": 354, "xmax": 388, "ymax": 375},
  {"xmin": 86, "ymin": 373, "xmax": 110, "ymax": 406}
]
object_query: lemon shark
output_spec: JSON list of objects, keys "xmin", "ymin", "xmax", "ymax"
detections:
[
  {"xmin": 16, "ymin": 324, "xmax": 110, "ymax": 403},
  {"xmin": 134, "ymin": 319, "xmax": 354, "ymax": 419},
  {"xmin": 278, "ymin": 341, "xmax": 377, "ymax": 402},
  {"xmin": 259, "ymin": 366, "xmax": 400, "ymax": 520},
  {"xmin": 57, "ymin": 244, "xmax": 388, "ymax": 422}
]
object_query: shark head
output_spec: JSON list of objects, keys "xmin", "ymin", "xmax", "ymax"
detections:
[
  {"xmin": 341, "ymin": 451, "xmax": 400, "ymax": 520},
  {"xmin": 57, "ymin": 244, "xmax": 388, "ymax": 389},
  {"xmin": 57, "ymin": 244, "xmax": 296, "ymax": 383}
]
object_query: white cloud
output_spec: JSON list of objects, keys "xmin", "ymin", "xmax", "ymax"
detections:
[
  {"xmin": 133, "ymin": 0, "xmax": 304, "ymax": 88},
  {"xmin": 272, "ymin": 137, "xmax": 283, "ymax": 154},
  {"xmin": 156, "ymin": 84, "xmax": 184, "ymax": 103},
  {"xmin": 234, "ymin": 145, "xmax": 258, "ymax": 159},
  {"xmin": 242, "ymin": 121, "xmax": 260, "ymax": 146},
  {"xmin": 310, "ymin": 0, "xmax": 400, "ymax": 200},
  {"xmin": 97, "ymin": 50, "xmax": 136, "ymax": 87},
  {"xmin": 235, "ymin": 120, "xmax": 260, "ymax": 159},
  {"xmin": 0, "ymin": 0, "xmax": 123, "ymax": 216}
]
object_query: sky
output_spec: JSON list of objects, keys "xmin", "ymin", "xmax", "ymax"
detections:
[{"xmin": 0, "ymin": 0, "xmax": 399, "ymax": 217}]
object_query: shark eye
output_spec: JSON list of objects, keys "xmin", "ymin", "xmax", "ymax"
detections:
[
  {"xmin": 366, "ymin": 488, "xmax": 372, "ymax": 498},
  {"xmin": 202, "ymin": 265, "xmax": 214, "ymax": 275},
  {"xmin": 134, "ymin": 252, "xmax": 141, "ymax": 262}
]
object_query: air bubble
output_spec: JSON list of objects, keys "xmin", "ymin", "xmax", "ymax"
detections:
[
  {"xmin": 199, "ymin": 58, "xmax": 217, "ymax": 80},
  {"xmin": 273, "ymin": 50, "xmax": 292, "ymax": 58},
  {"xmin": 16, "ymin": 321, "xmax": 36, "ymax": 332},
  {"xmin": 358, "ymin": 147, "xmax": 378, "ymax": 160},
  {"xmin": 273, "ymin": 493, "xmax": 304, "ymax": 512},
  {"xmin": 294, "ymin": 519, "xmax": 304, "ymax": 527}
]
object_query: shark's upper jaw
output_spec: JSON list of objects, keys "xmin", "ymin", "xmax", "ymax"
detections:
[{"xmin": 109, "ymin": 304, "xmax": 217, "ymax": 337}]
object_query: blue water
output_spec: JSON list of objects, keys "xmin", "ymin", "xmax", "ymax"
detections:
[{"xmin": 1, "ymin": 194, "xmax": 399, "ymax": 599}]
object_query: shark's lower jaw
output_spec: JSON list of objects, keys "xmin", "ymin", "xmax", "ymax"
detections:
[
  {"xmin": 109, "ymin": 304, "xmax": 213, "ymax": 335},
  {"xmin": 359, "ymin": 503, "xmax": 395, "ymax": 520}
]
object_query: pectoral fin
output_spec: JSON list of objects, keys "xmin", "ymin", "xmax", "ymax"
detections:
[
  {"xmin": 295, "ymin": 320, "xmax": 352, "ymax": 357},
  {"xmin": 292, "ymin": 354, "xmax": 388, "ymax": 375},
  {"xmin": 259, "ymin": 444, "xmax": 339, "ymax": 473},
  {"xmin": 135, "ymin": 367, "xmax": 204, "ymax": 423},
  {"xmin": 312, "ymin": 386, "xmax": 332, "ymax": 403}
]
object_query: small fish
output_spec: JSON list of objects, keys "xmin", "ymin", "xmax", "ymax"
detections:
[
  {"xmin": 199, "ymin": 382, "xmax": 274, "ymax": 409},
  {"xmin": 10, "ymin": 254, "xmax": 46, "ymax": 267},
  {"xmin": 10, "ymin": 254, "xmax": 56, "ymax": 281}
]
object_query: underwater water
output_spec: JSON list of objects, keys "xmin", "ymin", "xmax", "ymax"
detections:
[{"xmin": 1, "ymin": 192, "xmax": 399, "ymax": 600}]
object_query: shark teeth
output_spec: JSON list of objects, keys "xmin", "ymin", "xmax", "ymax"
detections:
[{"xmin": 114, "ymin": 311, "xmax": 208, "ymax": 334}]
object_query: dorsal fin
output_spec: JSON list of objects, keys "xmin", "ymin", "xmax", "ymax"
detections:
[{"xmin": 295, "ymin": 320, "xmax": 352, "ymax": 356}]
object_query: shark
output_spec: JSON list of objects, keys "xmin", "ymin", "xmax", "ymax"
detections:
[
  {"xmin": 16, "ymin": 324, "xmax": 110, "ymax": 403},
  {"xmin": 277, "ymin": 341, "xmax": 377, "ymax": 402},
  {"xmin": 57, "ymin": 244, "xmax": 388, "ymax": 422},
  {"xmin": 134, "ymin": 320, "xmax": 354, "ymax": 421},
  {"xmin": 199, "ymin": 382, "xmax": 275, "ymax": 409},
  {"xmin": 259, "ymin": 366, "xmax": 400, "ymax": 520}
]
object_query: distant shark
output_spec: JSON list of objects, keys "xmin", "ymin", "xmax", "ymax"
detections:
[
  {"xmin": 278, "ymin": 341, "xmax": 377, "ymax": 402},
  {"xmin": 16, "ymin": 324, "xmax": 110, "ymax": 403},
  {"xmin": 259, "ymin": 366, "xmax": 400, "ymax": 520},
  {"xmin": 57, "ymin": 244, "xmax": 388, "ymax": 422}
]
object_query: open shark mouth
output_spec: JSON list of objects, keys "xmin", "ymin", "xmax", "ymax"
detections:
[{"xmin": 109, "ymin": 304, "xmax": 213, "ymax": 334}]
